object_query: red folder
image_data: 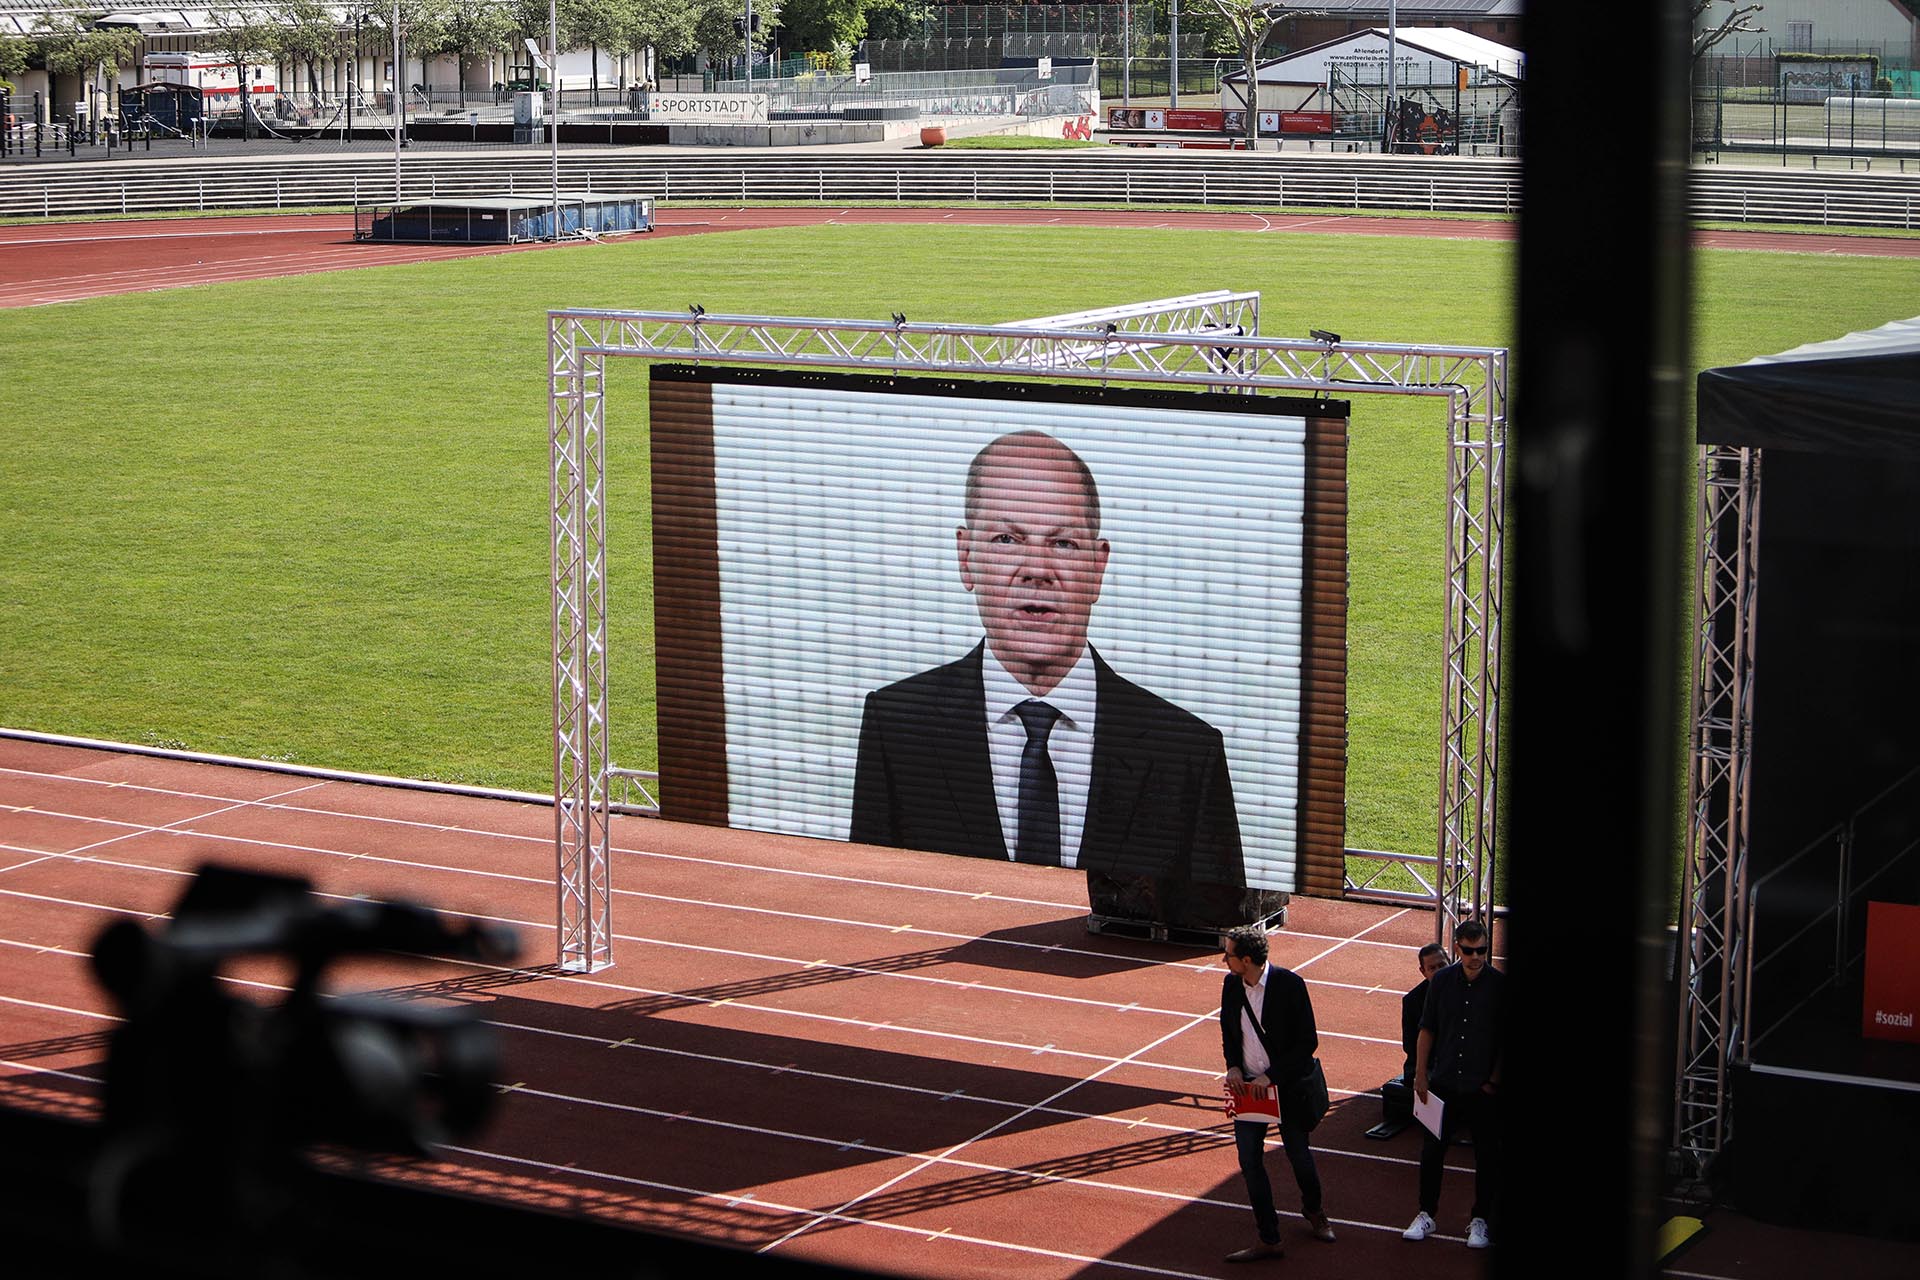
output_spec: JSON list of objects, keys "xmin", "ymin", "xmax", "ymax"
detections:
[{"xmin": 1223, "ymin": 1080, "xmax": 1280, "ymax": 1124}]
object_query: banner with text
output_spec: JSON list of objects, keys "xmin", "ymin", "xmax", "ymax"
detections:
[{"xmin": 643, "ymin": 93, "xmax": 770, "ymax": 123}]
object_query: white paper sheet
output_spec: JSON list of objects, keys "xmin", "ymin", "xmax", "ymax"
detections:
[{"xmin": 1414, "ymin": 1088, "xmax": 1446, "ymax": 1139}]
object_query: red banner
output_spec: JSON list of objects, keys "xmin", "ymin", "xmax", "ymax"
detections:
[
  {"xmin": 1863, "ymin": 900, "xmax": 1920, "ymax": 1043},
  {"xmin": 1164, "ymin": 108, "xmax": 1224, "ymax": 132},
  {"xmin": 1106, "ymin": 107, "xmax": 1230, "ymax": 133},
  {"xmin": 1278, "ymin": 111, "xmax": 1334, "ymax": 135}
]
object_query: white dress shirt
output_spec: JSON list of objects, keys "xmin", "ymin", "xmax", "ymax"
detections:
[
  {"xmin": 1238, "ymin": 965, "xmax": 1273, "ymax": 1079},
  {"xmin": 981, "ymin": 645, "xmax": 1098, "ymax": 866}
]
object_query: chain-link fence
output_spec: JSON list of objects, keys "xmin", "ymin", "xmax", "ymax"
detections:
[
  {"xmin": 1101, "ymin": 57, "xmax": 1229, "ymax": 105},
  {"xmin": 903, "ymin": 4, "xmax": 1147, "ymax": 42},
  {"xmin": 1693, "ymin": 83, "xmax": 1920, "ymax": 159}
]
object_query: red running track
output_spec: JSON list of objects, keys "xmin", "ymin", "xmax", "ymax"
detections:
[
  {"xmin": 5, "ymin": 737, "xmax": 1918, "ymax": 1277},
  {"xmin": 2, "ymin": 209, "xmax": 1915, "ymax": 308}
]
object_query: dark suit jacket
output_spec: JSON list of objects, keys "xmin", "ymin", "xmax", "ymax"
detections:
[
  {"xmin": 1401, "ymin": 978, "xmax": 1431, "ymax": 1082},
  {"xmin": 848, "ymin": 643, "xmax": 1244, "ymax": 887},
  {"xmin": 1220, "ymin": 964, "xmax": 1318, "ymax": 1086}
]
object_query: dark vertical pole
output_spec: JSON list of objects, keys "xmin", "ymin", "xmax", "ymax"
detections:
[{"xmin": 1501, "ymin": 0, "xmax": 1692, "ymax": 1274}]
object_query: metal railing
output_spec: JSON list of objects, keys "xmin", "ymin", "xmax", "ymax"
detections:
[
  {"xmin": 1343, "ymin": 845, "xmax": 1441, "ymax": 905},
  {"xmin": 1, "ymin": 150, "xmax": 1914, "ymax": 230},
  {"xmin": 1742, "ymin": 764, "xmax": 1920, "ymax": 1062}
]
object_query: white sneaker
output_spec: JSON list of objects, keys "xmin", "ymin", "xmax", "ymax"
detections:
[
  {"xmin": 1402, "ymin": 1211, "xmax": 1436, "ymax": 1241},
  {"xmin": 1466, "ymin": 1218, "xmax": 1490, "ymax": 1249}
]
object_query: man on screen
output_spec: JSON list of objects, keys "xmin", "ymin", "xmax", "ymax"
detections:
[{"xmin": 848, "ymin": 430, "xmax": 1246, "ymax": 914}]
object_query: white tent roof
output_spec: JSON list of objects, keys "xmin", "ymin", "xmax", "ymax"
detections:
[
  {"xmin": 1750, "ymin": 314, "xmax": 1920, "ymax": 366},
  {"xmin": 95, "ymin": 7, "xmax": 291, "ymax": 33},
  {"xmin": 96, "ymin": 9, "xmax": 192, "ymax": 29},
  {"xmin": 1224, "ymin": 27, "xmax": 1525, "ymax": 86}
]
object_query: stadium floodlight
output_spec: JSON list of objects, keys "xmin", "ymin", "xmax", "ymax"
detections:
[{"xmin": 1311, "ymin": 328, "xmax": 1343, "ymax": 345}]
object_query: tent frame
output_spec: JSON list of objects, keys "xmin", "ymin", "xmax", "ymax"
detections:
[{"xmin": 1673, "ymin": 442, "xmax": 1763, "ymax": 1183}]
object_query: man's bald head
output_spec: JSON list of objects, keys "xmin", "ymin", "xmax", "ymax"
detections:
[
  {"xmin": 956, "ymin": 431, "xmax": 1111, "ymax": 696},
  {"xmin": 963, "ymin": 431, "xmax": 1102, "ymax": 539}
]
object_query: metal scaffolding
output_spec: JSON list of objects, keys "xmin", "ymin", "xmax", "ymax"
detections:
[
  {"xmin": 548, "ymin": 298, "xmax": 1508, "ymax": 970},
  {"xmin": 550, "ymin": 322, "xmax": 612, "ymax": 971},
  {"xmin": 1673, "ymin": 443, "xmax": 1764, "ymax": 1181}
]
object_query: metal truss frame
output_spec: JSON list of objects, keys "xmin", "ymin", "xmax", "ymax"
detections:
[
  {"xmin": 550, "ymin": 322, "xmax": 612, "ymax": 971},
  {"xmin": 1673, "ymin": 443, "xmax": 1763, "ymax": 1182},
  {"xmin": 549, "ymin": 300, "xmax": 1507, "ymax": 970}
]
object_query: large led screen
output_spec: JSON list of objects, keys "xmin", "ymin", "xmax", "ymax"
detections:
[{"xmin": 651, "ymin": 366, "xmax": 1350, "ymax": 906}]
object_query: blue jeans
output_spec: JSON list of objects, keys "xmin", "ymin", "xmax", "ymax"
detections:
[{"xmin": 1234, "ymin": 1117, "xmax": 1323, "ymax": 1244}]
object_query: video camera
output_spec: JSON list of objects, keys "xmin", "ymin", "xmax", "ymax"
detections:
[{"xmin": 89, "ymin": 864, "xmax": 519, "ymax": 1239}]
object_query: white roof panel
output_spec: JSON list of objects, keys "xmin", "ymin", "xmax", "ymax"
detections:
[
  {"xmin": 1750, "ymin": 315, "xmax": 1920, "ymax": 366},
  {"xmin": 1226, "ymin": 27, "xmax": 1525, "ymax": 85}
]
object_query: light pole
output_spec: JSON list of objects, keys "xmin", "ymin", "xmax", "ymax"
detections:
[
  {"xmin": 392, "ymin": 0, "xmax": 403, "ymax": 189},
  {"xmin": 550, "ymin": 0, "xmax": 560, "ymax": 238},
  {"xmin": 1387, "ymin": 0, "xmax": 1399, "ymax": 153},
  {"xmin": 1169, "ymin": 0, "xmax": 1180, "ymax": 109},
  {"xmin": 1122, "ymin": 0, "xmax": 1130, "ymax": 107},
  {"xmin": 735, "ymin": 3, "xmax": 758, "ymax": 84},
  {"xmin": 525, "ymin": 2, "xmax": 562, "ymax": 239},
  {"xmin": 348, "ymin": 10, "xmax": 362, "ymax": 142}
]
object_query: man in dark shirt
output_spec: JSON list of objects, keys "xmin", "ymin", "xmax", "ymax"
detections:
[
  {"xmin": 1402, "ymin": 942, "xmax": 1447, "ymax": 1081},
  {"xmin": 1403, "ymin": 919, "xmax": 1505, "ymax": 1251},
  {"xmin": 1219, "ymin": 925, "xmax": 1336, "ymax": 1261}
]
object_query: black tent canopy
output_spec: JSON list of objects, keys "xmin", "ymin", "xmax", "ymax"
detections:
[
  {"xmin": 1690, "ymin": 313, "xmax": 1920, "ymax": 1241},
  {"xmin": 1699, "ymin": 314, "xmax": 1920, "ymax": 457}
]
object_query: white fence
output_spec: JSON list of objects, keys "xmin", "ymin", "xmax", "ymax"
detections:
[{"xmin": 1, "ymin": 151, "xmax": 1916, "ymax": 229}]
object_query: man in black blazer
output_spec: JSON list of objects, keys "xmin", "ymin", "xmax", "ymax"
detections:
[
  {"xmin": 1220, "ymin": 925, "xmax": 1335, "ymax": 1260},
  {"xmin": 1403, "ymin": 942, "xmax": 1448, "ymax": 1082},
  {"xmin": 847, "ymin": 429, "xmax": 1246, "ymax": 910}
]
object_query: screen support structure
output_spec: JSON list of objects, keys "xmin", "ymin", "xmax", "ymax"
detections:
[
  {"xmin": 548, "ymin": 297, "xmax": 1507, "ymax": 972},
  {"xmin": 1672, "ymin": 443, "xmax": 1762, "ymax": 1186}
]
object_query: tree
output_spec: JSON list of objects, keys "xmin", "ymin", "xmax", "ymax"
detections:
[
  {"xmin": 437, "ymin": 0, "xmax": 515, "ymax": 104},
  {"xmin": 619, "ymin": 0, "xmax": 703, "ymax": 87},
  {"xmin": 1, "ymin": 33, "xmax": 27, "ymax": 91},
  {"xmin": 1692, "ymin": 0, "xmax": 1765, "ymax": 66},
  {"xmin": 1689, "ymin": 2, "xmax": 1764, "ymax": 148},
  {"xmin": 1197, "ymin": 0, "xmax": 1324, "ymax": 146},
  {"xmin": 863, "ymin": 0, "xmax": 931, "ymax": 42},
  {"xmin": 561, "ymin": 0, "xmax": 630, "ymax": 102},
  {"xmin": 695, "ymin": 0, "xmax": 778, "ymax": 77},
  {"xmin": 31, "ymin": 13, "xmax": 143, "ymax": 114},
  {"xmin": 366, "ymin": 0, "xmax": 452, "ymax": 103},
  {"xmin": 202, "ymin": 7, "xmax": 280, "ymax": 138},
  {"xmin": 272, "ymin": 1, "xmax": 351, "ymax": 105},
  {"xmin": 506, "ymin": 0, "xmax": 563, "ymax": 84},
  {"xmin": 781, "ymin": 0, "xmax": 862, "ymax": 57},
  {"xmin": 861, "ymin": 0, "xmax": 932, "ymax": 42}
]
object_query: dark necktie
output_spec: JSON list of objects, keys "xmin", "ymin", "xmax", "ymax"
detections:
[{"xmin": 1013, "ymin": 699, "xmax": 1062, "ymax": 866}]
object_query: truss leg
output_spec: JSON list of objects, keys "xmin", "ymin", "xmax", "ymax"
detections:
[
  {"xmin": 1673, "ymin": 444, "xmax": 1761, "ymax": 1182},
  {"xmin": 551, "ymin": 321, "xmax": 613, "ymax": 972},
  {"xmin": 1436, "ymin": 377, "xmax": 1506, "ymax": 941}
]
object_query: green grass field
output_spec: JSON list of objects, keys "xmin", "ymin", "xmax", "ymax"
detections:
[{"xmin": 2, "ymin": 224, "xmax": 1916, "ymax": 867}]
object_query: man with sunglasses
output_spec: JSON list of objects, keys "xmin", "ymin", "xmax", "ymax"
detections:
[
  {"xmin": 1403, "ymin": 919, "xmax": 1506, "ymax": 1250},
  {"xmin": 1219, "ymin": 925, "xmax": 1336, "ymax": 1262}
]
